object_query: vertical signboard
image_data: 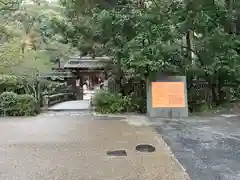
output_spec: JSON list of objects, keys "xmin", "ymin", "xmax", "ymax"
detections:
[{"xmin": 147, "ymin": 77, "xmax": 188, "ymax": 118}]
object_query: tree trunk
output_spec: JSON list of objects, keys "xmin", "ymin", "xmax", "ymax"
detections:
[
  {"xmin": 211, "ymin": 83, "xmax": 218, "ymax": 105},
  {"xmin": 217, "ymin": 76, "xmax": 224, "ymax": 105},
  {"xmin": 207, "ymin": 76, "xmax": 218, "ymax": 105},
  {"xmin": 225, "ymin": 0, "xmax": 235, "ymax": 34},
  {"xmin": 184, "ymin": 0, "xmax": 195, "ymax": 64},
  {"xmin": 236, "ymin": 3, "xmax": 240, "ymax": 34},
  {"xmin": 236, "ymin": 3, "xmax": 240, "ymax": 54},
  {"xmin": 186, "ymin": 30, "xmax": 193, "ymax": 63}
]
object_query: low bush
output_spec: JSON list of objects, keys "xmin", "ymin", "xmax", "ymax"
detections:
[
  {"xmin": 127, "ymin": 92, "xmax": 146, "ymax": 113},
  {"xmin": 0, "ymin": 92, "xmax": 18, "ymax": 116},
  {"xmin": 92, "ymin": 90, "xmax": 128, "ymax": 114},
  {"xmin": 15, "ymin": 94, "xmax": 38, "ymax": 116},
  {"xmin": 0, "ymin": 92, "xmax": 37, "ymax": 116},
  {"xmin": 0, "ymin": 75, "xmax": 26, "ymax": 94},
  {"xmin": 92, "ymin": 90, "xmax": 135, "ymax": 114}
]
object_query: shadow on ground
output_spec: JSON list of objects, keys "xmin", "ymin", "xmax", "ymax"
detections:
[{"xmin": 152, "ymin": 115, "xmax": 240, "ymax": 180}]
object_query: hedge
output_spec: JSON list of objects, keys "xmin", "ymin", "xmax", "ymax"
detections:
[{"xmin": 0, "ymin": 92, "xmax": 37, "ymax": 116}]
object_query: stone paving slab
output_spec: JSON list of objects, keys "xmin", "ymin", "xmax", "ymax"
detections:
[{"xmin": 0, "ymin": 114, "xmax": 189, "ymax": 180}]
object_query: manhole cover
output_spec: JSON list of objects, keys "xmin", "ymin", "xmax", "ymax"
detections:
[
  {"xmin": 106, "ymin": 150, "xmax": 127, "ymax": 156},
  {"xmin": 135, "ymin": 144, "xmax": 155, "ymax": 152},
  {"xmin": 93, "ymin": 116, "xmax": 125, "ymax": 121}
]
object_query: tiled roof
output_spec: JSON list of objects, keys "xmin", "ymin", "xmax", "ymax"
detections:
[
  {"xmin": 64, "ymin": 56, "xmax": 111, "ymax": 69},
  {"xmin": 40, "ymin": 71, "xmax": 73, "ymax": 78}
]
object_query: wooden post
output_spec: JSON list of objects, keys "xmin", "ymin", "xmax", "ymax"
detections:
[
  {"xmin": 43, "ymin": 95, "xmax": 49, "ymax": 109},
  {"xmin": 75, "ymin": 72, "xmax": 84, "ymax": 100}
]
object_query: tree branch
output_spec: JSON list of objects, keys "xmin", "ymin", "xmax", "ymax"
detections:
[
  {"xmin": 181, "ymin": 45, "xmax": 211, "ymax": 79},
  {"xmin": 181, "ymin": 45, "xmax": 205, "ymax": 67},
  {"xmin": 151, "ymin": 0, "xmax": 159, "ymax": 8},
  {"xmin": 0, "ymin": 0, "xmax": 7, "ymax": 5}
]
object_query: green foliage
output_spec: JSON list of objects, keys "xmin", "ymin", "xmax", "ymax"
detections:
[
  {"xmin": 127, "ymin": 91, "xmax": 146, "ymax": 113},
  {"xmin": 56, "ymin": 0, "xmax": 240, "ymax": 112},
  {"xmin": 41, "ymin": 80, "xmax": 69, "ymax": 95},
  {"xmin": 0, "ymin": 0, "xmax": 75, "ymax": 78},
  {"xmin": 0, "ymin": 91, "xmax": 37, "ymax": 116},
  {"xmin": 15, "ymin": 94, "xmax": 37, "ymax": 116},
  {"xmin": 93, "ymin": 90, "xmax": 131, "ymax": 114},
  {"xmin": 0, "ymin": 74, "xmax": 26, "ymax": 94},
  {"xmin": 0, "ymin": 91, "xmax": 17, "ymax": 116},
  {"xmin": 0, "ymin": 1, "xmax": 80, "ymax": 116},
  {"xmin": 93, "ymin": 89, "xmax": 146, "ymax": 114}
]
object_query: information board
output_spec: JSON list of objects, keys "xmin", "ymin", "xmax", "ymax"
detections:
[{"xmin": 152, "ymin": 82, "xmax": 185, "ymax": 108}]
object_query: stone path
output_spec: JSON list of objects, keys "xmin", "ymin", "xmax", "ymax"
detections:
[{"xmin": 0, "ymin": 113, "xmax": 189, "ymax": 180}]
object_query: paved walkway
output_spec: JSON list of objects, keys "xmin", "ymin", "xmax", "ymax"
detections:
[
  {"xmin": 83, "ymin": 89, "xmax": 96, "ymax": 100},
  {"xmin": 0, "ymin": 113, "xmax": 189, "ymax": 180},
  {"xmin": 152, "ymin": 114, "xmax": 240, "ymax": 180},
  {"xmin": 48, "ymin": 100, "xmax": 91, "ymax": 111}
]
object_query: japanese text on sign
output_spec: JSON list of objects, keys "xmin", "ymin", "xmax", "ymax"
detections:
[{"xmin": 152, "ymin": 82, "xmax": 185, "ymax": 108}]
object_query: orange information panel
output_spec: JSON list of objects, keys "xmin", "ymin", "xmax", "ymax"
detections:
[{"xmin": 152, "ymin": 82, "xmax": 185, "ymax": 108}]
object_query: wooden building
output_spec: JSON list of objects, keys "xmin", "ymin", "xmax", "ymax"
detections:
[{"xmin": 42, "ymin": 56, "xmax": 111, "ymax": 100}]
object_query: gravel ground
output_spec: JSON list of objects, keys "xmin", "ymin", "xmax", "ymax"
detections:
[{"xmin": 152, "ymin": 115, "xmax": 240, "ymax": 180}]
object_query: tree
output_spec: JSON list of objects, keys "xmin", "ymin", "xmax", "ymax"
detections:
[
  {"xmin": 0, "ymin": 0, "xmax": 22, "ymax": 11},
  {"xmin": 0, "ymin": 0, "xmax": 75, "ymax": 76},
  {"xmin": 56, "ymin": 0, "xmax": 240, "ymax": 109},
  {"xmin": 0, "ymin": 0, "xmax": 77, "ymax": 101}
]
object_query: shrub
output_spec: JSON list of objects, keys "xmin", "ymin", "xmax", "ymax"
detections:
[
  {"xmin": 15, "ymin": 94, "xmax": 37, "ymax": 116},
  {"xmin": 0, "ymin": 75, "xmax": 26, "ymax": 94},
  {"xmin": 0, "ymin": 92, "xmax": 18, "ymax": 116},
  {"xmin": 92, "ymin": 90, "xmax": 131, "ymax": 114},
  {"xmin": 0, "ymin": 92, "xmax": 37, "ymax": 116},
  {"xmin": 127, "ymin": 92, "xmax": 146, "ymax": 113}
]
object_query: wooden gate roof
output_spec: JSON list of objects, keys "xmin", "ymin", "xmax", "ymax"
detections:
[{"xmin": 63, "ymin": 56, "xmax": 111, "ymax": 70}]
